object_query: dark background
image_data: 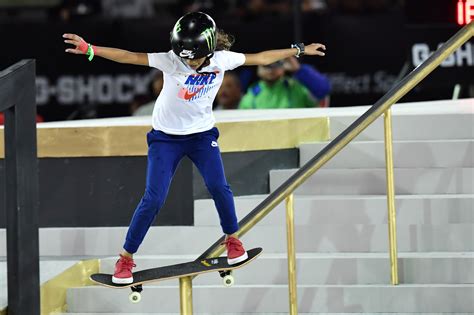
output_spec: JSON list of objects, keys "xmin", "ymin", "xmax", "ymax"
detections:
[{"xmin": 0, "ymin": 0, "xmax": 472, "ymax": 122}]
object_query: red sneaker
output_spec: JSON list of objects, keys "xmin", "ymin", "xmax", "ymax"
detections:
[
  {"xmin": 112, "ymin": 254, "xmax": 136, "ymax": 284},
  {"xmin": 222, "ymin": 236, "xmax": 248, "ymax": 265}
]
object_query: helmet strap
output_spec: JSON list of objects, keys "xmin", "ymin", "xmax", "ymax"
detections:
[{"xmin": 196, "ymin": 53, "xmax": 214, "ymax": 74}]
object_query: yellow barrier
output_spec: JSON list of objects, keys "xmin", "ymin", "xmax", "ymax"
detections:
[
  {"xmin": 0, "ymin": 117, "xmax": 329, "ymax": 158},
  {"xmin": 40, "ymin": 259, "xmax": 99, "ymax": 315}
]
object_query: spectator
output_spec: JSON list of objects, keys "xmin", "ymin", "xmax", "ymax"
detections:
[
  {"xmin": 55, "ymin": 0, "xmax": 102, "ymax": 22},
  {"xmin": 215, "ymin": 72, "xmax": 242, "ymax": 110},
  {"xmin": 129, "ymin": 95, "xmax": 152, "ymax": 116},
  {"xmin": 235, "ymin": 0, "xmax": 291, "ymax": 19},
  {"xmin": 132, "ymin": 70, "xmax": 163, "ymax": 116},
  {"xmin": 176, "ymin": 0, "xmax": 231, "ymax": 16},
  {"xmin": 302, "ymin": 0, "xmax": 328, "ymax": 13},
  {"xmin": 101, "ymin": 0, "xmax": 155, "ymax": 19},
  {"xmin": 239, "ymin": 57, "xmax": 330, "ymax": 109},
  {"xmin": 326, "ymin": 0, "xmax": 394, "ymax": 14}
]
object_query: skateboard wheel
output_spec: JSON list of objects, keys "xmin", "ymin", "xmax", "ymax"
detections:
[
  {"xmin": 129, "ymin": 292, "xmax": 142, "ymax": 303},
  {"xmin": 223, "ymin": 275, "xmax": 234, "ymax": 287}
]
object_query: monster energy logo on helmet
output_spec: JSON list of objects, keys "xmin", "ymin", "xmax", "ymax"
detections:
[
  {"xmin": 170, "ymin": 12, "xmax": 217, "ymax": 59},
  {"xmin": 174, "ymin": 22, "xmax": 182, "ymax": 33},
  {"xmin": 201, "ymin": 28, "xmax": 216, "ymax": 51}
]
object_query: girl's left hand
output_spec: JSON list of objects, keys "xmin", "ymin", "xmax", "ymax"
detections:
[{"xmin": 305, "ymin": 43, "xmax": 326, "ymax": 56}]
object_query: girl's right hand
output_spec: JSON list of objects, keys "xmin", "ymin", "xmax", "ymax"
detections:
[{"xmin": 63, "ymin": 33, "xmax": 89, "ymax": 55}]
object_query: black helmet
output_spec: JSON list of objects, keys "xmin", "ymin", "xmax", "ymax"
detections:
[{"xmin": 170, "ymin": 12, "xmax": 217, "ymax": 59}]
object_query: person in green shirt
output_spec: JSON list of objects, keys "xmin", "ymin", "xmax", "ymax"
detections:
[{"xmin": 239, "ymin": 57, "xmax": 330, "ymax": 109}]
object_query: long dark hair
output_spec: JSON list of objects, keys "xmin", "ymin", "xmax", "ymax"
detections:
[{"xmin": 215, "ymin": 28, "xmax": 235, "ymax": 51}]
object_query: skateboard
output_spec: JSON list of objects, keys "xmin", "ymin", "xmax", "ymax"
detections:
[{"xmin": 90, "ymin": 247, "xmax": 262, "ymax": 303}]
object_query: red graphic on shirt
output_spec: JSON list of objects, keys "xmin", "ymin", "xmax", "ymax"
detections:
[
  {"xmin": 179, "ymin": 85, "xmax": 205, "ymax": 100},
  {"xmin": 178, "ymin": 71, "xmax": 220, "ymax": 101}
]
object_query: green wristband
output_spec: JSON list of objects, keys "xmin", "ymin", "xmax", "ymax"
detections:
[{"xmin": 86, "ymin": 44, "xmax": 94, "ymax": 61}]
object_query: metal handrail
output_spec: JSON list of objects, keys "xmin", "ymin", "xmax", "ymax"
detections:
[
  {"xmin": 178, "ymin": 22, "xmax": 474, "ymax": 314},
  {"xmin": 198, "ymin": 21, "xmax": 473, "ymax": 260}
]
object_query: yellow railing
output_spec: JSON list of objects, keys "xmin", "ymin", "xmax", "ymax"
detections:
[
  {"xmin": 285, "ymin": 194, "xmax": 297, "ymax": 314},
  {"xmin": 180, "ymin": 21, "xmax": 473, "ymax": 314},
  {"xmin": 384, "ymin": 109, "xmax": 398, "ymax": 284}
]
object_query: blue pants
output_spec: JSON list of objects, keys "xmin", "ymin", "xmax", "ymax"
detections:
[{"xmin": 123, "ymin": 127, "xmax": 239, "ymax": 254}]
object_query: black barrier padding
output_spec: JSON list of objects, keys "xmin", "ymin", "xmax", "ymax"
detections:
[
  {"xmin": 0, "ymin": 156, "xmax": 193, "ymax": 228},
  {"xmin": 0, "ymin": 149, "xmax": 297, "ymax": 228},
  {"xmin": 1, "ymin": 60, "xmax": 40, "ymax": 315},
  {"xmin": 194, "ymin": 149, "xmax": 298, "ymax": 199}
]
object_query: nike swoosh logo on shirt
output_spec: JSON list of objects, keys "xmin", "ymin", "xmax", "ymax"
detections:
[{"xmin": 183, "ymin": 86, "xmax": 205, "ymax": 100}]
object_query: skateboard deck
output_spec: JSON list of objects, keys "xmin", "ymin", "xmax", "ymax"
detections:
[{"xmin": 90, "ymin": 247, "xmax": 262, "ymax": 289}]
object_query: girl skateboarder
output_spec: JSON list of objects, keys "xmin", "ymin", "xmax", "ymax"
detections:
[{"xmin": 63, "ymin": 12, "xmax": 326, "ymax": 284}]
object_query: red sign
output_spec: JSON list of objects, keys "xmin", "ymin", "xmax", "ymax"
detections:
[{"xmin": 458, "ymin": 0, "xmax": 474, "ymax": 25}]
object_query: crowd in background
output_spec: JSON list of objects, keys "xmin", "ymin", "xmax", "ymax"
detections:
[
  {"xmin": 0, "ymin": 0, "xmax": 402, "ymax": 22},
  {"xmin": 0, "ymin": 0, "xmax": 407, "ymax": 124},
  {"xmin": 0, "ymin": 0, "xmax": 470, "ymax": 124},
  {"xmin": 129, "ymin": 56, "xmax": 331, "ymax": 116},
  {"xmin": 0, "ymin": 50, "xmax": 332, "ymax": 125}
]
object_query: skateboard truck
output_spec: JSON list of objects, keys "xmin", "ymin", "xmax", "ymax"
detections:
[
  {"xmin": 126, "ymin": 269, "xmax": 235, "ymax": 302},
  {"xmin": 127, "ymin": 271, "xmax": 234, "ymax": 302}
]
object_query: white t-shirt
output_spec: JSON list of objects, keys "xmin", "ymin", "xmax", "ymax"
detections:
[{"xmin": 147, "ymin": 50, "xmax": 246, "ymax": 135}]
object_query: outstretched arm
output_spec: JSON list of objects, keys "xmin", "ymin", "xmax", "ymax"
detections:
[
  {"xmin": 63, "ymin": 33, "xmax": 149, "ymax": 66},
  {"xmin": 244, "ymin": 43, "xmax": 326, "ymax": 66}
]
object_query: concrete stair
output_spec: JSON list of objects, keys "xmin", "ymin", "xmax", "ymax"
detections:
[
  {"xmin": 328, "ymin": 110, "xmax": 473, "ymax": 141},
  {"xmin": 58, "ymin": 101, "xmax": 474, "ymax": 313},
  {"xmin": 298, "ymin": 140, "xmax": 473, "ymax": 168},
  {"xmin": 67, "ymin": 285, "xmax": 473, "ymax": 313},
  {"xmin": 269, "ymin": 168, "xmax": 473, "ymax": 195},
  {"xmin": 195, "ymin": 195, "xmax": 473, "ymax": 226},
  {"xmin": 2, "ymin": 224, "xmax": 471, "ymax": 256},
  {"xmin": 98, "ymin": 253, "xmax": 473, "ymax": 285}
]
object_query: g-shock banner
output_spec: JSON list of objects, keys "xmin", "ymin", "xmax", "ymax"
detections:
[{"xmin": 0, "ymin": 17, "xmax": 470, "ymax": 121}]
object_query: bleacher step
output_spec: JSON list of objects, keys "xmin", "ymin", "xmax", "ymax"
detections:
[
  {"xmin": 67, "ymin": 284, "xmax": 474, "ymax": 313},
  {"xmin": 269, "ymin": 168, "xmax": 473, "ymax": 195}
]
